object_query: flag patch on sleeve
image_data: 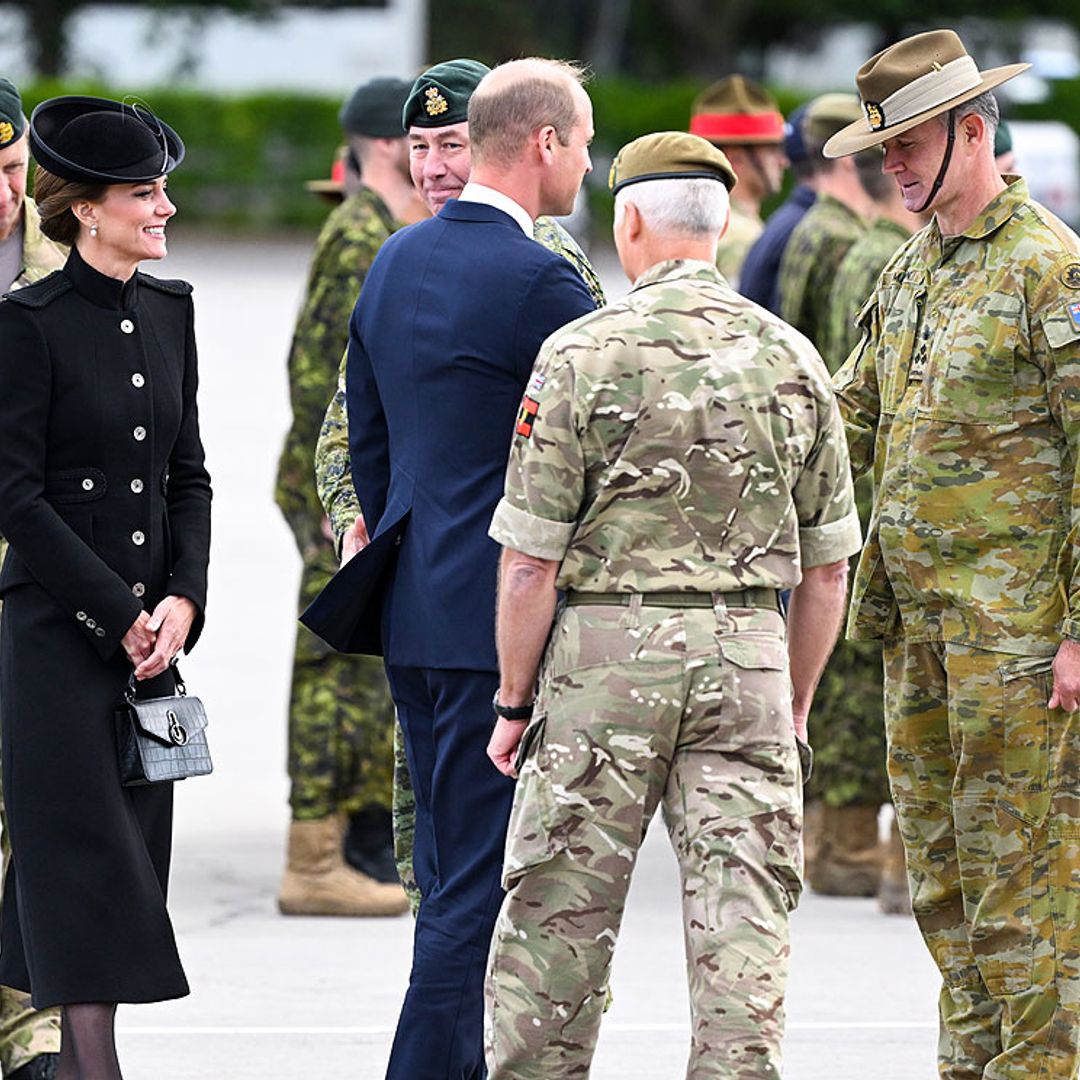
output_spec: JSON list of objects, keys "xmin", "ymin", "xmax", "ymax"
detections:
[
  {"xmin": 516, "ymin": 396, "xmax": 540, "ymax": 438},
  {"xmin": 1068, "ymin": 300, "xmax": 1080, "ymax": 333}
]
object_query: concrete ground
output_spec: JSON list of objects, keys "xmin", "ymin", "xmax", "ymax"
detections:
[{"xmin": 99, "ymin": 231, "xmax": 942, "ymax": 1078}]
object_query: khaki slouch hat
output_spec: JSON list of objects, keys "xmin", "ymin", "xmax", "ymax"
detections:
[{"xmin": 824, "ymin": 29, "xmax": 1028, "ymax": 158}]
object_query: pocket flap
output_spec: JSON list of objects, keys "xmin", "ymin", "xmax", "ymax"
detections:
[
  {"xmin": 45, "ymin": 468, "xmax": 107, "ymax": 504},
  {"xmin": 719, "ymin": 636, "xmax": 788, "ymax": 671},
  {"xmin": 130, "ymin": 695, "xmax": 208, "ymax": 747}
]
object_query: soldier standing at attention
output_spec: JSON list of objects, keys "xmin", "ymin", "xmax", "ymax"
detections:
[
  {"xmin": 275, "ymin": 76, "xmax": 423, "ymax": 918},
  {"xmin": 779, "ymin": 93, "xmax": 872, "ymax": 365},
  {"xmin": 688, "ymin": 75, "xmax": 786, "ymax": 290},
  {"xmin": 829, "ymin": 29, "xmax": 1080, "ymax": 1076},
  {"xmin": 0, "ymin": 76, "xmax": 65, "ymax": 1080},
  {"xmin": 483, "ymin": 132, "xmax": 861, "ymax": 1080}
]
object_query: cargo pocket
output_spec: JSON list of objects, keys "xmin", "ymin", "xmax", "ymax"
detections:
[{"xmin": 1001, "ymin": 655, "xmax": 1053, "ymax": 793}]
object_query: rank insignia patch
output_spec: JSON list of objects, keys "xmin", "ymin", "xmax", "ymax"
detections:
[
  {"xmin": 516, "ymin": 396, "xmax": 540, "ymax": 438},
  {"xmin": 1064, "ymin": 263, "xmax": 1080, "ymax": 290},
  {"xmin": 1068, "ymin": 300, "xmax": 1080, "ymax": 333},
  {"xmin": 528, "ymin": 371, "xmax": 546, "ymax": 393}
]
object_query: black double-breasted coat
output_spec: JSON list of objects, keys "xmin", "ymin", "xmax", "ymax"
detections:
[{"xmin": 0, "ymin": 245, "xmax": 211, "ymax": 1006}]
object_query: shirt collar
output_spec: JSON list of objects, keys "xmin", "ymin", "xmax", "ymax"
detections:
[
  {"xmin": 631, "ymin": 258, "xmax": 722, "ymax": 293},
  {"xmin": 458, "ymin": 182, "xmax": 533, "ymax": 236},
  {"xmin": 918, "ymin": 176, "xmax": 1030, "ymax": 265},
  {"xmin": 64, "ymin": 243, "xmax": 139, "ymax": 311}
]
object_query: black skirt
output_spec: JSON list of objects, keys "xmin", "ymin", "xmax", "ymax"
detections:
[{"xmin": 0, "ymin": 583, "xmax": 189, "ymax": 1007}]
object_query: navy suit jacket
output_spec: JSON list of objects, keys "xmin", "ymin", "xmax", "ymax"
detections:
[
  {"xmin": 738, "ymin": 185, "xmax": 816, "ymax": 315},
  {"xmin": 303, "ymin": 199, "xmax": 595, "ymax": 668}
]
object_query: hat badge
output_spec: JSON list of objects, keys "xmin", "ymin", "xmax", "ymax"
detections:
[
  {"xmin": 0, "ymin": 120, "xmax": 13, "ymax": 146},
  {"xmin": 864, "ymin": 102, "xmax": 885, "ymax": 131},
  {"xmin": 424, "ymin": 86, "xmax": 448, "ymax": 117}
]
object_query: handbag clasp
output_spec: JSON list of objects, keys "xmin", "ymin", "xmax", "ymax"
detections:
[{"xmin": 166, "ymin": 709, "xmax": 189, "ymax": 746}]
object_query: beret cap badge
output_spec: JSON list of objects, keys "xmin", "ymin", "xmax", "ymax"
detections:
[
  {"xmin": 864, "ymin": 102, "xmax": 885, "ymax": 131},
  {"xmin": 0, "ymin": 120, "xmax": 13, "ymax": 146},
  {"xmin": 424, "ymin": 86, "xmax": 449, "ymax": 118}
]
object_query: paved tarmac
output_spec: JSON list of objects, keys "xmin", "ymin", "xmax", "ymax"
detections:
[{"xmin": 104, "ymin": 230, "xmax": 943, "ymax": 1078}]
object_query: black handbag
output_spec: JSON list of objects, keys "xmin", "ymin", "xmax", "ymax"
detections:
[{"xmin": 115, "ymin": 663, "xmax": 212, "ymax": 786}]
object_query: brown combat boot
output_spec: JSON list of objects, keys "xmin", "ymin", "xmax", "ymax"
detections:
[
  {"xmin": 877, "ymin": 813, "xmax": 912, "ymax": 915},
  {"xmin": 278, "ymin": 814, "xmax": 410, "ymax": 917},
  {"xmin": 806, "ymin": 803, "xmax": 883, "ymax": 897}
]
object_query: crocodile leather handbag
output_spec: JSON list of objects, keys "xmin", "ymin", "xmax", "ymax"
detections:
[{"xmin": 115, "ymin": 663, "xmax": 212, "ymax": 786}]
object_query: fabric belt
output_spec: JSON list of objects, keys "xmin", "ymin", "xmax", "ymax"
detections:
[{"xmin": 564, "ymin": 588, "xmax": 780, "ymax": 611}]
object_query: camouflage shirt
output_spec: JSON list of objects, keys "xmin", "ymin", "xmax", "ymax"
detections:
[
  {"xmin": 274, "ymin": 187, "xmax": 399, "ymax": 556},
  {"xmin": 715, "ymin": 200, "xmax": 763, "ymax": 292},
  {"xmin": 315, "ymin": 216, "xmax": 606, "ymax": 546},
  {"xmin": 828, "ymin": 217, "xmax": 911, "ymax": 374},
  {"xmin": 489, "ymin": 259, "xmax": 861, "ymax": 590},
  {"xmin": 779, "ymin": 192, "xmax": 866, "ymax": 367},
  {"xmin": 834, "ymin": 177, "xmax": 1080, "ymax": 653}
]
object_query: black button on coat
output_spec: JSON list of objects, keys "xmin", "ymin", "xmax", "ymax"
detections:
[{"xmin": 0, "ymin": 245, "xmax": 211, "ymax": 1006}]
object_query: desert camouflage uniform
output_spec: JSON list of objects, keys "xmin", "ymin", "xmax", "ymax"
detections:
[
  {"xmin": 0, "ymin": 197, "xmax": 65, "ymax": 1074},
  {"xmin": 715, "ymin": 199, "xmax": 762, "ymax": 291},
  {"xmin": 484, "ymin": 259, "xmax": 861, "ymax": 1079},
  {"xmin": 313, "ymin": 217, "xmax": 604, "ymax": 906},
  {"xmin": 779, "ymin": 192, "xmax": 865, "ymax": 370},
  {"xmin": 274, "ymin": 187, "xmax": 400, "ymax": 838},
  {"xmin": 834, "ymin": 177, "xmax": 1080, "ymax": 1078}
]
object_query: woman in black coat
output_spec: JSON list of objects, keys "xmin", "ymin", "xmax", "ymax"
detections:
[{"xmin": 0, "ymin": 97, "xmax": 211, "ymax": 1077}]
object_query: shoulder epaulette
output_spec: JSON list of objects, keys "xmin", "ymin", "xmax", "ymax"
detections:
[
  {"xmin": 3, "ymin": 271, "xmax": 71, "ymax": 308},
  {"xmin": 139, "ymin": 274, "xmax": 193, "ymax": 297}
]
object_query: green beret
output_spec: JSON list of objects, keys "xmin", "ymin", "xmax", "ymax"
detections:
[
  {"xmin": 339, "ymin": 77, "xmax": 412, "ymax": 137},
  {"xmin": 0, "ymin": 77, "xmax": 25, "ymax": 149},
  {"xmin": 802, "ymin": 93, "xmax": 863, "ymax": 144},
  {"xmin": 403, "ymin": 59, "xmax": 490, "ymax": 130},
  {"xmin": 609, "ymin": 131, "xmax": 737, "ymax": 196}
]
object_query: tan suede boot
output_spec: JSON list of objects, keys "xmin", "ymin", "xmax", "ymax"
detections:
[
  {"xmin": 278, "ymin": 815, "xmax": 410, "ymax": 917},
  {"xmin": 877, "ymin": 813, "xmax": 913, "ymax": 915},
  {"xmin": 806, "ymin": 803, "xmax": 883, "ymax": 897}
]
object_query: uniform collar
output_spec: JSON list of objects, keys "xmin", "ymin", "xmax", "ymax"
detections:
[
  {"xmin": 630, "ymin": 258, "xmax": 722, "ymax": 293},
  {"xmin": 918, "ymin": 175, "xmax": 1029, "ymax": 264},
  {"xmin": 349, "ymin": 185, "xmax": 399, "ymax": 232},
  {"xmin": 65, "ymin": 242, "xmax": 139, "ymax": 311}
]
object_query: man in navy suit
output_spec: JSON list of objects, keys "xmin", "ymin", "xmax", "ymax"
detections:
[{"xmin": 346, "ymin": 58, "xmax": 597, "ymax": 1079}]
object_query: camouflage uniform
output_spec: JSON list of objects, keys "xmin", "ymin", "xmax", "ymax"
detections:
[
  {"xmin": 779, "ymin": 192, "xmax": 866, "ymax": 370},
  {"xmin": 313, "ymin": 217, "xmax": 604, "ymax": 906},
  {"xmin": 484, "ymin": 259, "xmax": 861, "ymax": 1078},
  {"xmin": 0, "ymin": 197, "xmax": 65, "ymax": 1075},
  {"xmin": 715, "ymin": 199, "xmax": 762, "ymax": 290},
  {"xmin": 835, "ymin": 177, "xmax": 1080, "ymax": 1077},
  {"xmin": 274, "ymin": 187, "xmax": 400, "ymax": 831}
]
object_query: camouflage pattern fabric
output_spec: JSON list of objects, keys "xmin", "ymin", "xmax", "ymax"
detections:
[
  {"xmin": 484, "ymin": 258, "xmax": 861, "ymax": 1076},
  {"xmin": 0, "ymin": 196, "xmax": 65, "ymax": 1072},
  {"xmin": 779, "ymin": 192, "xmax": 866, "ymax": 371},
  {"xmin": 391, "ymin": 718, "xmax": 419, "ymax": 912},
  {"xmin": 715, "ymin": 199, "xmax": 763, "ymax": 291},
  {"xmin": 884, "ymin": 638, "xmax": 1080, "ymax": 1077},
  {"xmin": 485, "ymin": 603, "xmax": 803, "ymax": 1079},
  {"xmin": 274, "ymin": 187, "xmax": 400, "ymax": 822}
]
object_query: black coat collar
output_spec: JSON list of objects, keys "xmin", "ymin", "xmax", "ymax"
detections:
[{"xmin": 65, "ymin": 243, "xmax": 139, "ymax": 311}]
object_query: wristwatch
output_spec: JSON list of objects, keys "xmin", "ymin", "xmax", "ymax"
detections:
[{"xmin": 492, "ymin": 690, "xmax": 534, "ymax": 721}]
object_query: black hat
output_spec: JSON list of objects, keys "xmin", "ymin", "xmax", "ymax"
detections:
[
  {"xmin": 403, "ymin": 59, "xmax": 490, "ymax": 130},
  {"xmin": 0, "ymin": 77, "xmax": 25, "ymax": 149},
  {"xmin": 29, "ymin": 95, "xmax": 184, "ymax": 184},
  {"xmin": 339, "ymin": 77, "xmax": 412, "ymax": 137}
]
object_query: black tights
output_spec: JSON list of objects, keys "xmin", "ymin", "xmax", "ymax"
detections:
[{"xmin": 56, "ymin": 1003, "xmax": 121, "ymax": 1080}]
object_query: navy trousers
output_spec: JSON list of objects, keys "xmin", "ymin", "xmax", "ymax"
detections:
[{"xmin": 384, "ymin": 666, "xmax": 514, "ymax": 1080}]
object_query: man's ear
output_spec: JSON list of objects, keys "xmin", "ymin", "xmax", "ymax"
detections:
[
  {"xmin": 623, "ymin": 199, "xmax": 643, "ymax": 241},
  {"xmin": 536, "ymin": 124, "xmax": 557, "ymax": 164}
]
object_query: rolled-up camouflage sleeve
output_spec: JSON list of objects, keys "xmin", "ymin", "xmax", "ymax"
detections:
[
  {"xmin": 489, "ymin": 347, "xmax": 584, "ymax": 561},
  {"xmin": 314, "ymin": 348, "xmax": 363, "ymax": 550}
]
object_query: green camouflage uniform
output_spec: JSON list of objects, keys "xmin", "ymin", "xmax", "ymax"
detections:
[
  {"xmin": 715, "ymin": 199, "xmax": 762, "ymax": 291},
  {"xmin": 313, "ymin": 217, "xmax": 604, "ymax": 908},
  {"xmin": 834, "ymin": 177, "xmax": 1080, "ymax": 1078},
  {"xmin": 779, "ymin": 191, "xmax": 866, "ymax": 370},
  {"xmin": 484, "ymin": 259, "xmax": 861, "ymax": 1079},
  {"xmin": 0, "ymin": 197, "xmax": 65, "ymax": 1074},
  {"xmin": 274, "ymin": 187, "xmax": 400, "ymax": 834}
]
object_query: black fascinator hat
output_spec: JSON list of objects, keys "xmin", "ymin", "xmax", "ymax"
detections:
[{"xmin": 29, "ymin": 95, "xmax": 184, "ymax": 184}]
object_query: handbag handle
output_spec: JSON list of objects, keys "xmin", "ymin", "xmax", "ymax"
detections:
[{"xmin": 124, "ymin": 658, "xmax": 187, "ymax": 703}]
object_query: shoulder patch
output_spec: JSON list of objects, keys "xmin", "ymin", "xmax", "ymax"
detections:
[
  {"xmin": 1068, "ymin": 300, "xmax": 1080, "ymax": 333},
  {"xmin": 3, "ymin": 271, "xmax": 71, "ymax": 309},
  {"xmin": 138, "ymin": 274, "xmax": 193, "ymax": 297},
  {"xmin": 515, "ymin": 396, "xmax": 540, "ymax": 439},
  {"xmin": 1063, "ymin": 263, "xmax": 1080, "ymax": 290}
]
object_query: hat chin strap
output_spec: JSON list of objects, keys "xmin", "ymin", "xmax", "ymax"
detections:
[{"xmin": 914, "ymin": 108, "xmax": 956, "ymax": 214}]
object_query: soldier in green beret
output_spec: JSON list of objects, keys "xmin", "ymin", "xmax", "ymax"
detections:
[
  {"xmin": 274, "ymin": 76, "xmax": 427, "ymax": 919},
  {"xmin": 0, "ymin": 75, "xmax": 65, "ymax": 1080},
  {"xmin": 483, "ymin": 131, "xmax": 860, "ymax": 1079},
  {"xmin": 829, "ymin": 28, "xmax": 1080, "ymax": 1076},
  {"xmin": 312, "ymin": 58, "xmax": 605, "ymax": 912}
]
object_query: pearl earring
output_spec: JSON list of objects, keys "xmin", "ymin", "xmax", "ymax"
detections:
[{"xmin": 90, "ymin": 225, "xmax": 98, "ymax": 237}]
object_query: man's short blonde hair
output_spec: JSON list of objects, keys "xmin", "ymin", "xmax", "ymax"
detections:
[{"xmin": 468, "ymin": 58, "xmax": 588, "ymax": 166}]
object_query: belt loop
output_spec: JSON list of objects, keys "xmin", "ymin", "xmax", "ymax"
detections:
[
  {"xmin": 623, "ymin": 592, "xmax": 643, "ymax": 629},
  {"xmin": 711, "ymin": 591, "xmax": 733, "ymax": 633}
]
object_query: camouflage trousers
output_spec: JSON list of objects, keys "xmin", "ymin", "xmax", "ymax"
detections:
[
  {"xmin": 485, "ymin": 600, "xmax": 803, "ymax": 1079},
  {"xmin": 884, "ymin": 639, "xmax": 1080, "ymax": 1079},
  {"xmin": 391, "ymin": 717, "xmax": 419, "ymax": 911}
]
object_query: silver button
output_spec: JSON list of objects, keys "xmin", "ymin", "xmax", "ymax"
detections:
[
  {"xmin": 76, "ymin": 610, "xmax": 87, "ymax": 621},
  {"xmin": 130, "ymin": 478, "xmax": 144, "ymax": 494},
  {"xmin": 132, "ymin": 582, "xmax": 146, "ymax": 598},
  {"xmin": 132, "ymin": 530, "xmax": 145, "ymax": 546},
  {"xmin": 120, "ymin": 319, "xmax": 134, "ymax": 334},
  {"xmin": 133, "ymin": 426, "xmax": 146, "ymax": 441},
  {"xmin": 95, "ymin": 627, "xmax": 106, "ymax": 638},
  {"xmin": 85, "ymin": 618, "xmax": 96, "ymax": 629},
  {"xmin": 131, "ymin": 373, "xmax": 145, "ymax": 388},
  {"xmin": 81, "ymin": 477, "xmax": 94, "ymax": 491}
]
